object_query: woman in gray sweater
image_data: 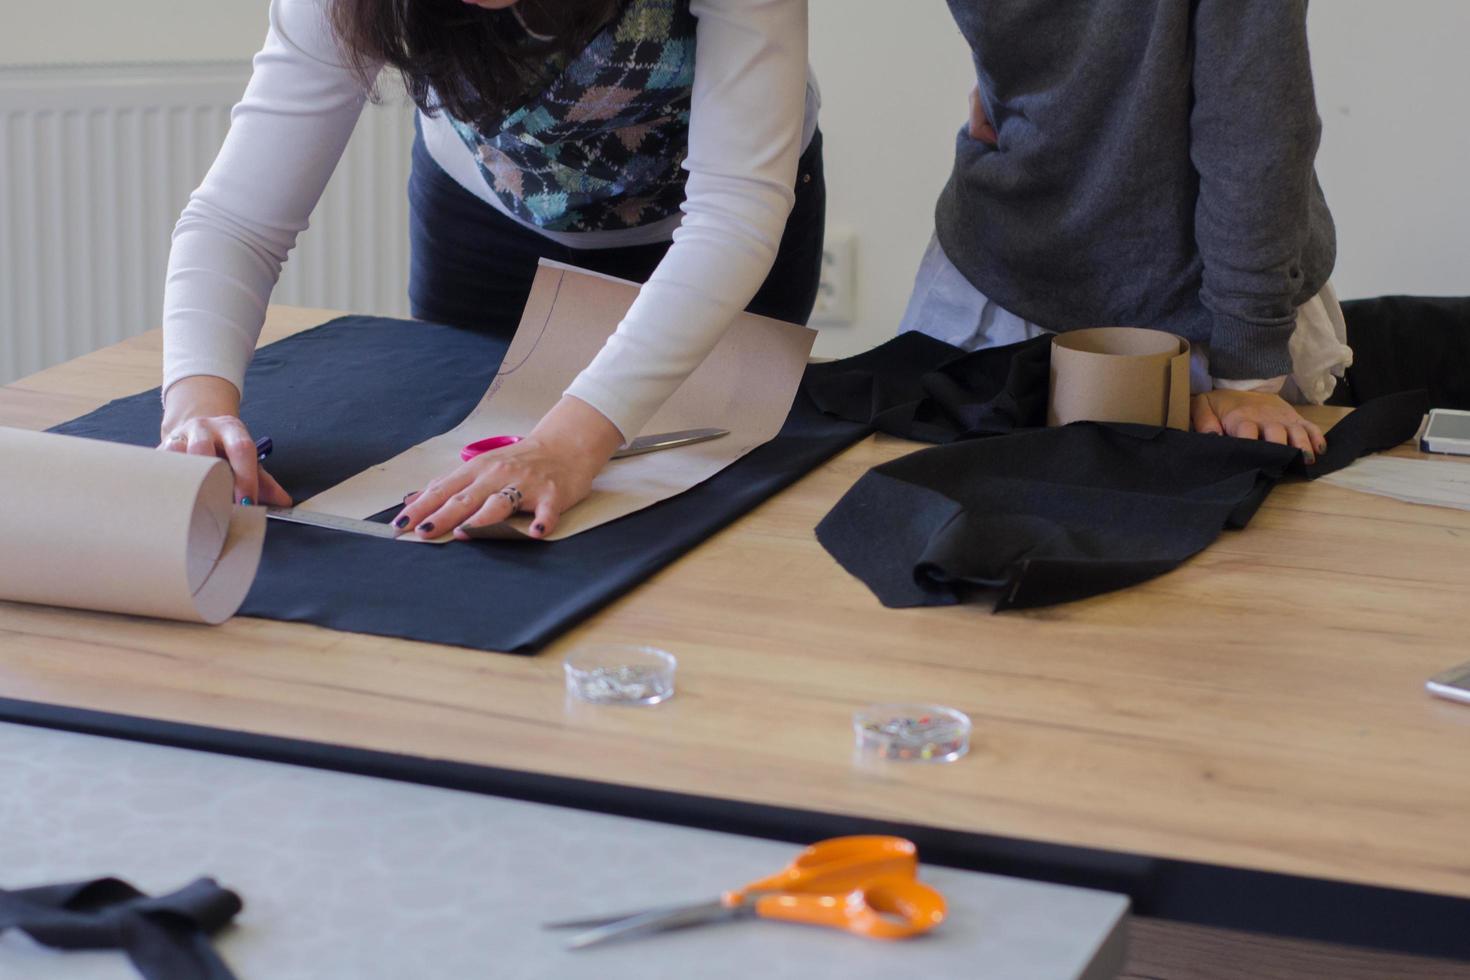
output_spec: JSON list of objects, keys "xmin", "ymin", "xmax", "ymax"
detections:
[{"xmin": 904, "ymin": 0, "xmax": 1347, "ymax": 464}]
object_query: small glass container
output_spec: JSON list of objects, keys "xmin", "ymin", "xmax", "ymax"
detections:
[
  {"xmin": 853, "ymin": 703, "xmax": 971, "ymax": 763},
  {"xmin": 564, "ymin": 644, "xmax": 676, "ymax": 706}
]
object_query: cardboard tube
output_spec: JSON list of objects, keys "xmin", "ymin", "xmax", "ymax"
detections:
[
  {"xmin": 1047, "ymin": 327, "xmax": 1192, "ymax": 430},
  {"xmin": 0, "ymin": 427, "xmax": 265, "ymax": 624}
]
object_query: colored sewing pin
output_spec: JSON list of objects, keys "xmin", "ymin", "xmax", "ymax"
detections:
[{"xmin": 853, "ymin": 704, "xmax": 972, "ymax": 763}]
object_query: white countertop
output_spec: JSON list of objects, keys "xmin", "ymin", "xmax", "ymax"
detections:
[{"xmin": 0, "ymin": 722, "xmax": 1127, "ymax": 979}]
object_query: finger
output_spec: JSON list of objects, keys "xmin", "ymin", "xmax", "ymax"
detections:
[
  {"xmin": 1191, "ymin": 397, "xmax": 1224, "ymax": 436},
  {"xmin": 258, "ymin": 468, "xmax": 294, "ymax": 508},
  {"xmin": 452, "ymin": 487, "xmax": 522, "ymax": 539},
  {"xmin": 402, "ymin": 491, "xmax": 421, "ymax": 506},
  {"xmin": 185, "ymin": 427, "xmax": 221, "ymax": 458},
  {"xmin": 218, "ymin": 428, "xmax": 262, "ymax": 505},
  {"xmin": 393, "ymin": 470, "xmax": 475, "ymax": 532},
  {"xmin": 414, "ymin": 477, "xmax": 502, "ymax": 538},
  {"xmin": 529, "ymin": 494, "xmax": 559, "ymax": 540},
  {"xmin": 1262, "ymin": 423, "xmax": 1289, "ymax": 446},
  {"xmin": 1231, "ymin": 419, "xmax": 1260, "ymax": 441},
  {"xmin": 1287, "ymin": 425, "xmax": 1317, "ymax": 464},
  {"xmin": 1304, "ymin": 420, "xmax": 1328, "ymax": 455}
]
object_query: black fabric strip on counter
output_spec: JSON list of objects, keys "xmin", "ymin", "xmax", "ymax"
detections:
[
  {"xmin": 51, "ymin": 315, "xmax": 870, "ymax": 654},
  {"xmin": 0, "ymin": 877, "xmax": 241, "ymax": 980},
  {"xmin": 805, "ymin": 332, "xmax": 1428, "ymax": 610}
]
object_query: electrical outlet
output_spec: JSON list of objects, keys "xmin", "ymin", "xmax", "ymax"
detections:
[{"xmin": 810, "ymin": 230, "xmax": 856, "ymax": 326}]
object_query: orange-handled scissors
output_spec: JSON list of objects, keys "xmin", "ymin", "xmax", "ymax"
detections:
[{"xmin": 545, "ymin": 835, "xmax": 946, "ymax": 950}]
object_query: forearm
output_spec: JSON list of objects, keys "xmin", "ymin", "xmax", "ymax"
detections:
[
  {"xmin": 529, "ymin": 396, "xmax": 625, "ymax": 459},
  {"xmin": 161, "ymin": 376, "xmax": 243, "ymax": 436},
  {"xmin": 1189, "ymin": 0, "xmax": 1322, "ymax": 379},
  {"xmin": 563, "ymin": 0, "xmax": 808, "ymax": 440},
  {"xmin": 162, "ymin": 0, "xmax": 372, "ymax": 400}
]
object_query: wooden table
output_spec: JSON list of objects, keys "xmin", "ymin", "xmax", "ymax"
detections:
[{"xmin": 3, "ymin": 308, "xmax": 1469, "ymax": 957}]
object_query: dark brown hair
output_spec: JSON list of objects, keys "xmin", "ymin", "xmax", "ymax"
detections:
[{"xmin": 331, "ymin": 0, "xmax": 622, "ymax": 132}]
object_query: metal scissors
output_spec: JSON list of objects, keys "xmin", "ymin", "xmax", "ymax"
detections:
[
  {"xmin": 544, "ymin": 835, "xmax": 946, "ymax": 950},
  {"xmin": 460, "ymin": 427, "xmax": 728, "ymax": 463}
]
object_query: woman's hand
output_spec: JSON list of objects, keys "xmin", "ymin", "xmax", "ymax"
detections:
[
  {"xmin": 1191, "ymin": 389, "xmax": 1328, "ymax": 464},
  {"xmin": 392, "ymin": 396, "xmax": 625, "ymax": 541},
  {"xmin": 158, "ymin": 375, "xmax": 292, "ymax": 507}
]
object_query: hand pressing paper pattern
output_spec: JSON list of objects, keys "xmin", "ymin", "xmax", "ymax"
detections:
[
  {"xmin": 805, "ymin": 334, "xmax": 1427, "ymax": 609},
  {"xmin": 299, "ymin": 260, "xmax": 817, "ymax": 541}
]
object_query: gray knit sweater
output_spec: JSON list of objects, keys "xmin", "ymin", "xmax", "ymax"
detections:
[{"xmin": 936, "ymin": 0, "xmax": 1336, "ymax": 380}]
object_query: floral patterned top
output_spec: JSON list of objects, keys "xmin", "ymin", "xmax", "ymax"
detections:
[{"xmin": 449, "ymin": 0, "xmax": 698, "ymax": 233}]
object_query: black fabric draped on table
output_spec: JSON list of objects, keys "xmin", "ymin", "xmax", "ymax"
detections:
[
  {"xmin": 1338, "ymin": 295, "xmax": 1470, "ymax": 410},
  {"xmin": 0, "ymin": 877, "xmax": 241, "ymax": 980},
  {"xmin": 804, "ymin": 333, "xmax": 1428, "ymax": 610},
  {"xmin": 50, "ymin": 315, "xmax": 870, "ymax": 654}
]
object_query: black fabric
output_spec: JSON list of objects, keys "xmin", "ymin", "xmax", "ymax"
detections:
[
  {"xmin": 805, "ymin": 331, "xmax": 1051, "ymax": 442},
  {"xmin": 0, "ymin": 877, "xmax": 241, "ymax": 980},
  {"xmin": 408, "ymin": 122, "xmax": 827, "ymax": 334},
  {"xmin": 806, "ymin": 333, "xmax": 1428, "ymax": 610},
  {"xmin": 51, "ymin": 315, "xmax": 869, "ymax": 653},
  {"xmin": 1339, "ymin": 295, "xmax": 1470, "ymax": 410}
]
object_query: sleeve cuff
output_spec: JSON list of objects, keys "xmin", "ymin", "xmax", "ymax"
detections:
[
  {"xmin": 1207, "ymin": 314, "xmax": 1293, "ymax": 380},
  {"xmin": 161, "ymin": 364, "xmax": 248, "ymax": 406},
  {"xmin": 1212, "ymin": 375, "xmax": 1288, "ymax": 395},
  {"xmin": 563, "ymin": 376, "xmax": 641, "ymax": 445}
]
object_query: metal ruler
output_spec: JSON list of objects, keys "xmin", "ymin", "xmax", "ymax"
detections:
[{"xmin": 266, "ymin": 506, "xmax": 403, "ymax": 540}]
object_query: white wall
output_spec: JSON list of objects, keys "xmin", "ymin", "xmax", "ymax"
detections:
[
  {"xmin": 806, "ymin": 2, "xmax": 974, "ymax": 356},
  {"xmin": 1308, "ymin": 2, "xmax": 1470, "ymax": 301},
  {"xmin": 0, "ymin": 2, "xmax": 267, "ymax": 65},
  {"xmin": 2, "ymin": 0, "xmax": 1467, "ymax": 361}
]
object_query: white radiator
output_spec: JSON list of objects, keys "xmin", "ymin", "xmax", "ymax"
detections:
[{"xmin": 0, "ymin": 63, "xmax": 416, "ymax": 385}]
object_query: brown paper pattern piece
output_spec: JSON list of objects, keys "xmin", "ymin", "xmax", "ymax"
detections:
[
  {"xmin": 0, "ymin": 427, "xmax": 265, "ymax": 624},
  {"xmin": 299, "ymin": 261, "xmax": 819, "ymax": 542}
]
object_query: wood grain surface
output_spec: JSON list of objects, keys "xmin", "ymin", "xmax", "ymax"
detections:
[
  {"xmin": 1123, "ymin": 917, "xmax": 1470, "ymax": 980},
  {"xmin": 3, "ymin": 308, "xmax": 1468, "ymax": 905}
]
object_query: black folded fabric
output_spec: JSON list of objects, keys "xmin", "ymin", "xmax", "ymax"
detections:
[
  {"xmin": 1340, "ymin": 295, "xmax": 1470, "ymax": 409},
  {"xmin": 0, "ymin": 877, "xmax": 241, "ymax": 980},
  {"xmin": 807, "ymin": 332, "xmax": 1429, "ymax": 609},
  {"xmin": 805, "ymin": 331, "xmax": 1051, "ymax": 442},
  {"xmin": 51, "ymin": 315, "xmax": 869, "ymax": 653}
]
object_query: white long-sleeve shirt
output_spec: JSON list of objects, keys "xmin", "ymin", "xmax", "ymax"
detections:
[{"xmin": 163, "ymin": 0, "xmax": 816, "ymax": 440}]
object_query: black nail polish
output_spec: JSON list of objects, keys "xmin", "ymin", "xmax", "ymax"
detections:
[
  {"xmin": 394, "ymin": 515, "xmax": 410, "ymax": 529},
  {"xmin": 418, "ymin": 522, "xmax": 435, "ymax": 534},
  {"xmin": 533, "ymin": 523, "xmax": 545, "ymax": 533}
]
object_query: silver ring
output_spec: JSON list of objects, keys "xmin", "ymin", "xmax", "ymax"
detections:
[
  {"xmin": 497, "ymin": 486, "xmax": 523, "ymax": 510},
  {"xmin": 169, "ymin": 434, "xmax": 187, "ymax": 443}
]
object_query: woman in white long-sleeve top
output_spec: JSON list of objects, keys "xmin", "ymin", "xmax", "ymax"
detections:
[{"xmin": 159, "ymin": 0, "xmax": 823, "ymax": 539}]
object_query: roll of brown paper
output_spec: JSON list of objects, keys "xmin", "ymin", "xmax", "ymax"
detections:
[
  {"xmin": 0, "ymin": 427, "xmax": 265, "ymax": 624},
  {"xmin": 1047, "ymin": 327, "xmax": 1192, "ymax": 430}
]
